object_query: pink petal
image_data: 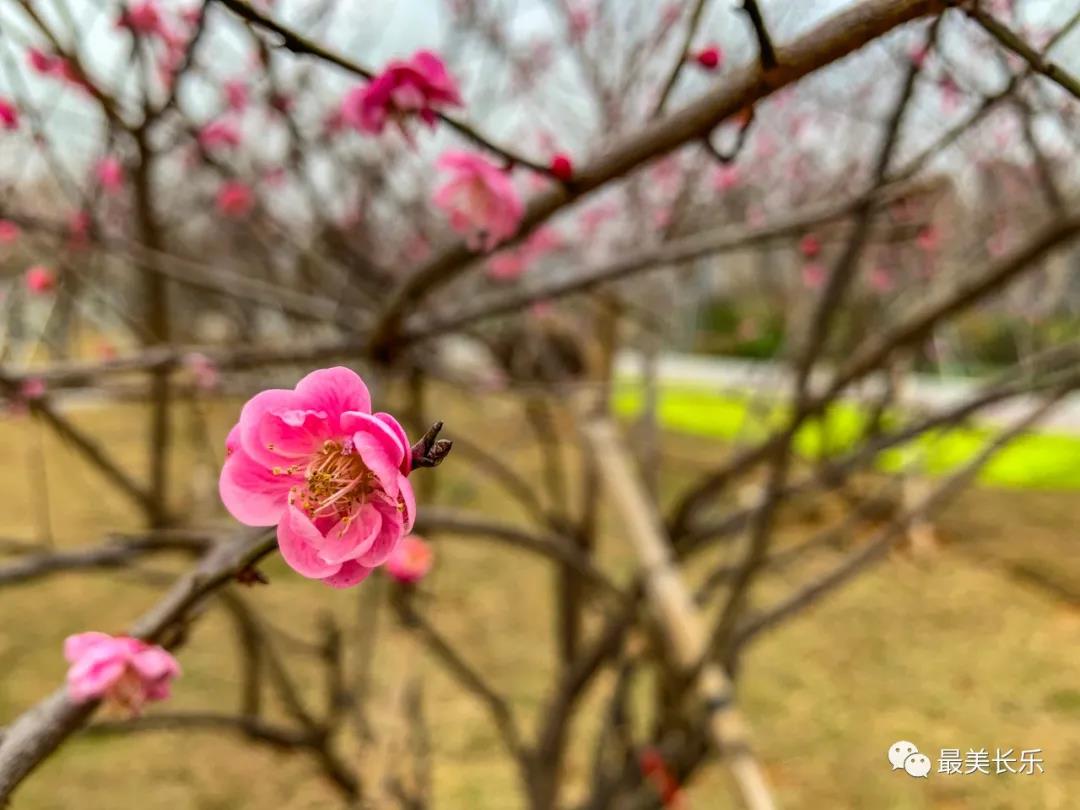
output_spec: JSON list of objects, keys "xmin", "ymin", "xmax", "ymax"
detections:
[
  {"xmin": 219, "ymin": 445, "xmax": 297, "ymax": 526},
  {"xmin": 130, "ymin": 647, "xmax": 180, "ymax": 682},
  {"xmin": 355, "ymin": 494, "xmax": 405, "ymax": 567},
  {"xmin": 342, "ymin": 412, "xmax": 405, "ymax": 493},
  {"xmin": 315, "ymin": 501, "xmax": 382, "ymax": 565},
  {"xmin": 398, "ymin": 474, "xmax": 416, "ymax": 534},
  {"xmin": 321, "ymin": 560, "xmax": 373, "ymax": 588},
  {"xmin": 257, "ymin": 408, "xmax": 330, "ymax": 460},
  {"xmin": 238, "ymin": 388, "xmax": 304, "ymax": 467},
  {"xmin": 374, "ymin": 412, "xmax": 412, "ymax": 474},
  {"xmin": 294, "ymin": 366, "xmax": 372, "ymax": 430},
  {"xmin": 277, "ymin": 505, "xmax": 343, "ymax": 579},
  {"xmin": 64, "ymin": 632, "xmax": 112, "ymax": 663}
]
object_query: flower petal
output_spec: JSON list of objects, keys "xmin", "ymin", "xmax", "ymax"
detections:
[
  {"xmin": 316, "ymin": 501, "xmax": 382, "ymax": 565},
  {"xmin": 294, "ymin": 366, "xmax": 372, "ymax": 430},
  {"xmin": 374, "ymin": 412, "xmax": 411, "ymax": 474},
  {"xmin": 355, "ymin": 494, "xmax": 405, "ymax": 567},
  {"xmin": 277, "ymin": 506, "xmax": 342, "ymax": 579},
  {"xmin": 321, "ymin": 560, "xmax": 373, "ymax": 589},
  {"xmin": 219, "ymin": 445, "xmax": 297, "ymax": 526},
  {"xmin": 63, "ymin": 632, "xmax": 112, "ymax": 663}
]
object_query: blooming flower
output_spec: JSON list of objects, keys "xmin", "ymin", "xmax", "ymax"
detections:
[
  {"xmin": 25, "ymin": 265, "xmax": 56, "ymax": 294},
  {"xmin": 219, "ymin": 367, "xmax": 416, "ymax": 588},
  {"xmin": 433, "ymin": 151, "xmax": 524, "ymax": 251},
  {"xmin": 385, "ymin": 535, "xmax": 433, "ymax": 584},
  {"xmin": 64, "ymin": 632, "xmax": 179, "ymax": 714},
  {"xmin": 0, "ymin": 97, "xmax": 18, "ymax": 131},
  {"xmin": 216, "ymin": 181, "xmax": 254, "ymax": 217},
  {"xmin": 342, "ymin": 50, "xmax": 461, "ymax": 136},
  {"xmin": 95, "ymin": 156, "xmax": 124, "ymax": 193}
]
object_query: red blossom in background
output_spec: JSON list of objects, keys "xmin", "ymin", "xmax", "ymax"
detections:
[
  {"xmin": 693, "ymin": 45, "xmax": 724, "ymax": 70},
  {"xmin": 95, "ymin": 156, "xmax": 125, "ymax": 193},
  {"xmin": 199, "ymin": 119, "xmax": 243, "ymax": 151},
  {"xmin": 799, "ymin": 233, "xmax": 822, "ymax": 259},
  {"xmin": 549, "ymin": 153, "xmax": 574, "ymax": 181},
  {"xmin": 0, "ymin": 97, "xmax": 18, "ymax": 130},
  {"xmin": 342, "ymin": 50, "xmax": 462, "ymax": 136},
  {"xmin": 0, "ymin": 220, "xmax": 20, "ymax": 245},
  {"xmin": 223, "ymin": 79, "xmax": 249, "ymax": 113},
  {"xmin": 433, "ymin": 151, "xmax": 524, "ymax": 251},
  {"xmin": 25, "ymin": 265, "xmax": 56, "ymax": 294},
  {"xmin": 216, "ymin": 181, "xmax": 255, "ymax": 217}
]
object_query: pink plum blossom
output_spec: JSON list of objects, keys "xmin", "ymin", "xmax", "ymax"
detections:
[
  {"xmin": 433, "ymin": 151, "xmax": 524, "ymax": 251},
  {"xmin": 486, "ymin": 226, "xmax": 561, "ymax": 280},
  {"xmin": 25, "ymin": 265, "xmax": 56, "ymax": 294},
  {"xmin": 385, "ymin": 535, "xmax": 433, "ymax": 584},
  {"xmin": 223, "ymin": 79, "xmax": 249, "ymax": 112},
  {"xmin": 199, "ymin": 119, "xmax": 243, "ymax": 151},
  {"xmin": 216, "ymin": 181, "xmax": 254, "ymax": 217},
  {"xmin": 118, "ymin": 2, "xmax": 168, "ymax": 37},
  {"xmin": 0, "ymin": 97, "xmax": 18, "ymax": 131},
  {"xmin": 64, "ymin": 632, "xmax": 179, "ymax": 713},
  {"xmin": 799, "ymin": 233, "xmax": 821, "ymax": 259},
  {"xmin": 342, "ymin": 50, "xmax": 461, "ymax": 136},
  {"xmin": 95, "ymin": 156, "xmax": 125, "ymax": 193},
  {"xmin": 219, "ymin": 367, "xmax": 416, "ymax": 588},
  {"xmin": 27, "ymin": 48, "xmax": 61, "ymax": 75},
  {"xmin": 0, "ymin": 220, "xmax": 19, "ymax": 245}
]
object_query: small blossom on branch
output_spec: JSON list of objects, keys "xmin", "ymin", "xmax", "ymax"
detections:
[
  {"xmin": 385, "ymin": 535, "xmax": 433, "ymax": 584},
  {"xmin": 0, "ymin": 97, "xmax": 18, "ymax": 131},
  {"xmin": 64, "ymin": 632, "xmax": 180, "ymax": 715},
  {"xmin": 342, "ymin": 50, "xmax": 462, "ymax": 137},
  {"xmin": 0, "ymin": 220, "xmax": 20, "ymax": 245},
  {"xmin": 25, "ymin": 265, "xmax": 56, "ymax": 294},
  {"xmin": 693, "ymin": 45, "xmax": 724, "ymax": 71},
  {"xmin": 219, "ymin": 367, "xmax": 419, "ymax": 589},
  {"xmin": 433, "ymin": 151, "xmax": 524, "ymax": 251},
  {"xmin": 216, "ymin": 181, "xmax": 254, "ymax": 218},
  {"xmin": 95, "ymin": 156, "xmax": 125, "ymax": 193}
]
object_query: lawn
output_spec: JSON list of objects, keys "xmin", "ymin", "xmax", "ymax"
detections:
[{"xmin": 0, "ymin": 390, "xmax": 1077, "ymax": 808}]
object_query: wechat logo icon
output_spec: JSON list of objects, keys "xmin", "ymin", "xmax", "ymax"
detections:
[{"xmin": 889, "ymin": 741, "xmax": 930, "ymax": 778}]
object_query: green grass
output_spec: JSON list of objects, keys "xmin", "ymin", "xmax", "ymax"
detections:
[{"xmin": 614, "ymin": 383, "xmax": 1080, "ymax": 488}]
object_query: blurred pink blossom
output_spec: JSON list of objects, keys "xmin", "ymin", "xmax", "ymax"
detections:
[
  {"xmin": 486, "ymin": 226, "xmax": 561, "ymax": 280},
  {"xmin": 95, "ymin": 156, "xmax": 125, "ymax": 193},
  {"xmin": 869, "ymin": 266, "xmax": 894, "ymax": 293},
  {"xmin": 0, "ymin": 97, "xmax": 18, "ymax": 130},
  {"xmin": 0, "ymin": 220, "xmax": 20, "ymax": 245},
  {"xmin": 433, "ymin": 151, "xmax": 523, "ymax": 251},
  {"xmin": 693, "ymin": 45, "xmax": 723, "ymax": 71},
  {"xmin": 385, "ymin": 535, "xmax": 433, "ymax": 584},
  {"xmin": 224, "ymin": 79, "xmax": 249, "ymax": 112},
  {"xmin": 216, "ymin": 181, "xmax": 254, "ymax": 218},
  {"xmin": 199, "ymin": 119, "xmax": 243, "ymax": 151},
  {"xmin": 219, "ymin": 367, "xmax": 416, "ymax": 588},
  {"xmin": 25, "ymin": 265, "xmax": 56, "ymax": 294},
  {"xmin": 712, "ymin": 164, "xmax": 740, "ymax": 191},
  {"xmin": 342, "ymin": 50, "xmax": 461, "ymax": 136},
  {"xmin": 184, "ymin": 352, "xmax": 219, "ymax": 391},
  {"xmin": 801, "ymin": 262, "xmax": 826, "ymax": 289},
  {"xmin": 64, "ymin": 632, "xmax": 179, "ymax": 714}
]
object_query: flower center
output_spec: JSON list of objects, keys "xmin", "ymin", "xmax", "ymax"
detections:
[{"xmin": 292, "ymin": 440, "xmax": 371, "ymax": 519}]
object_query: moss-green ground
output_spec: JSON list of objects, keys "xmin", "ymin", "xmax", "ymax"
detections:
[{"xmin": 0, "ymin": 389, "xmax": 1077, "ymax": 809}]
